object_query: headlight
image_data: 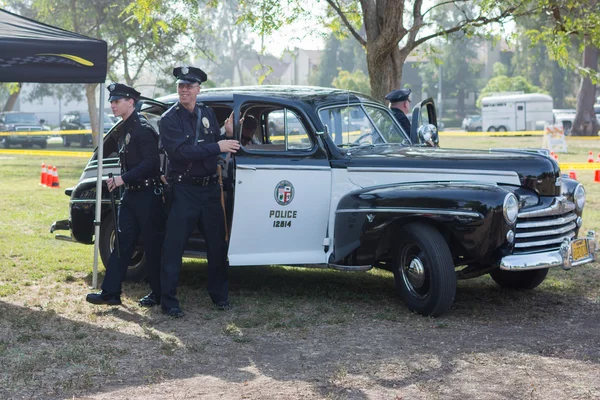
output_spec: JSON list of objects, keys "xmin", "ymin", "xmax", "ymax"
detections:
[
  {"xmin": 574, "ymin": 184, "xmax": 585, "ymax": 211},
  {"xmin": 503, "ymin": 193, "xmax": 519, "ymax": 224}
]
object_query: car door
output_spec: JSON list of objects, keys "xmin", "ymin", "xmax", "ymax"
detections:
[{"xmin": 228, "ymin": 94, "xmax": 332, "ymax": 266}]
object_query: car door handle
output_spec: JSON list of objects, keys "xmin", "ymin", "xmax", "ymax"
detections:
[{"xmin": 237, "ymin": 165, "xmax": 257, "ymax": 171}]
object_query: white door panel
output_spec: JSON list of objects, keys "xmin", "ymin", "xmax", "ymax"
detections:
[{"xmin": 228, "ymin": 165, "xmax": 332, "ymax": 265}]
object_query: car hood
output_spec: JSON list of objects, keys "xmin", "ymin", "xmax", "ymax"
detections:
[{"xmin": 335, "ymin": 145, "xmax": 560, "ymax": 196}]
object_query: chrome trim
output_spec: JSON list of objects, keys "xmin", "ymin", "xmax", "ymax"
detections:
[
  {"xmin": 327, "ymin": 263, "xmax": 372, "ymax": 271},
  {"xmin": 55, "ymin": 234, "xmax": 75, "ymax": 242},
  {"xmin": 515, "ymin": 222, "xmax": 577, "ymax": 238},
  {"xmin": 336, "ymin": 207, "xmax": 482, "ymax": 218},
  {"xmin": 70, "ymin": 199, "xmax": 116, "ymax": 204},
  {"xmin": 237, "ymin": 165, "xmax": 256, "ymax": 171},
  {"xmin": 516, "ymin": 213, "xmax": 577, "ymax": 229},
  {"xmin": 514, "ymin": 232, "xmax": 575, "ymax": 248},
  {"xmin": 518, "ymin": 196, "xmax": 575, "ymax": 218},
  {"xmin": 236, "ymin": 164, "xmax": 331, "ymax": 171},
  {"xmin": 500, "ymin": 232, "xmax": 598, "ymax": 271},
  {"xmin": 347, "ymin": 167, "xmax": 519, "ymax": 178}
]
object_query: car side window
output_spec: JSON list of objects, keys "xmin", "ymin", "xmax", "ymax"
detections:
[{"xmin": 247, "ymin": 107, "xmax": 313, "ymax": 152}]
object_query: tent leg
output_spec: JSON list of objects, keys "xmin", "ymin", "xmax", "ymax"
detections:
[{"xmin": 92, "ymin": 83, "xmax": 106, "ymax": 289}]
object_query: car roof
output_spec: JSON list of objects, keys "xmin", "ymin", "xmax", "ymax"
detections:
[{"xmin": 156, "ymin": 85, "xmax": 378, "ymax": 108}]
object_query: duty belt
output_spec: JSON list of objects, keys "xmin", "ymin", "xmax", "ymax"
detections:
[
  {"xmin": 173, "ymin": 174, "xmax": 219, "ymax": 186},
  {"xmin": 125, "ymin": 179, "xmax": 155, "ymax": 191}
]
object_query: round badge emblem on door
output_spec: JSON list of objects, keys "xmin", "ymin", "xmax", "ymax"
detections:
[{"xmin": 274, "ymin": 180, "xmax": 294, "ymax": 206}]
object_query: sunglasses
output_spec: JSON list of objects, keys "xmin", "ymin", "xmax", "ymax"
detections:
[{"xmin": 177, "ymin": 83, "xmax": 199, "ymax": 90}]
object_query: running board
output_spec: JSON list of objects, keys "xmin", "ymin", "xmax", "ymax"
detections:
[
  {"xmin": 327, "ymin": 263, "xmax": 372, "ymax": 272},
  {"xmin": 55, "ymin": 234, "xmax": 75, "ymax": 242}
]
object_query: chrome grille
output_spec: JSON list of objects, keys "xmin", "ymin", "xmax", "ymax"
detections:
[
  {"xmin": 513, "ymin": 196, "xmax": 578, "ymax": 254},
  {"xmin": 15, "ymin": 126, "xmax": 43, "ymax": 131}
]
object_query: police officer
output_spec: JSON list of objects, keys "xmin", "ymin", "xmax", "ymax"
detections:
[
  {"xmin": 385, "ymin": 88, "xmax": 412, "ymax": 134},
  {"xmin": 86, "ymin": 83, "xmax": 164, "ymax": 308},
  {"xmin": 159, "ymin": 66, "xmax": 240, "ymax": 318}
]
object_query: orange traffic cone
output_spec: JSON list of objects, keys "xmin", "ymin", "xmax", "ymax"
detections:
[
  {"xmin": 51, "ymin": 166, "xmax": 60, "ymax": 188},
  {"xmin": 597, "ymin": 153, "xmax": 600, "ymax": 163},
  {"xmin": 39, "ymin": 163, "xmax": 47, "ymax": 186},
  {"xmin": 588, "ymin": 151, "xmax": 594, "ymax": 162},
  {"xmin": 569, "ymin": 171, "xmax": 577, "ymax": 180},
  {"xmin": 553, "ymin": 153, "xmax": 559, "ymax": 160},
  {"xmin": 595, "ymin": 170, "xmax": 600, "ymax": 183},
  {"xmin": 550, "ymin": 151, "xmax": 555, "ymax": 157},
  {"xmin": 44, "ymin": 165, "xmax": 53, "ymax": 187}
]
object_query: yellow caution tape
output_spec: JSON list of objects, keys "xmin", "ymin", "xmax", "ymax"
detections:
[
  {"xmin": 0, "ymin": 129, "xmax": 92, "ymax": 136},
  {"xmin": 559, "ymin": 162, "xmax": 600, "ymax": 171},
  {"xmin": 0, "ymin": 149, "xmax": 91, "ymax": 158},
  {"xmin": 440, "ymin": 131, "xmax": 600, "ymax": 139}
]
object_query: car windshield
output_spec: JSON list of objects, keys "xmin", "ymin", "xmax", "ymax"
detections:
[
  {"xmin": 318, "ymin": 104, "xmax": 408, "ymax": 148},
  {"xmin": 5, "ymin": 113, "xmax": 38, "ymax": 124}
]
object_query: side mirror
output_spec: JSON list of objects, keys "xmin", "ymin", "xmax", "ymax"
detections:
[
  {"xmin": 39, "ymin": 119, "xmax": 46, "ymax": 124},
  {"xmin": 418, "ymin": 124, "xmax": 439, "ymax": 147}
]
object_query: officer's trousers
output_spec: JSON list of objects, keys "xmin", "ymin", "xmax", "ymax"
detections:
[
  {"xmin": 160, "ymin": 182, "xmax": 228, "ymax": 310},
  {"xmin": 102, "ymin": 188, "xmax": 165, "ymax": 296}
]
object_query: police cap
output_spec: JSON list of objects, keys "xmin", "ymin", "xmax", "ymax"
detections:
[
  {"xmin": 385, "ymin": 88, "xmax": 411, "ymax": 103},
  {"xmin": 107, "ymin": 83, "xmax": 140, "ymax": 102},
  {"xmin": 173, "ymin": 65, "xmax": 207, "ymax": 84}
]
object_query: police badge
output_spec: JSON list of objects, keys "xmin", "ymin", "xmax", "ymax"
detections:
[
  {"xmin": 125, "ymin": 133, "xmax": 131, "ymax": 145},
  {"xmin": 181, "ymin": 66, "xmax": 189, "ymax": 75},
  {"xmin": 202, "ymin": 117, "xmax": 210, "ymax": 128},
  {"xmin": 108, "ymin": 83, "xmax": 116, "ymax": 91}
]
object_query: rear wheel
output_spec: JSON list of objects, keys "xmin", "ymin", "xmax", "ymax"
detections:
[
  {"xmin": 497, "ymin": 126, "xmax": 507, "ymax": 132},
  {"xmin": 62, "ymin": 136, "xmax": 71, "ymax": 147},
  {"xmin": 99, "ymin": 214, "xmax": 148, "ymax": 282},
  {"xmin": 79, "ymin": 135, "xmax": 88, "ymax": 147},
  {"xmin": 393, "ymin": 223, "xmax": 456, "ymax": 317},
  {"xmin": 489, "ymin": 268, "xmax": 549, "ymax": 290},
  {"xmin": 487, "ymin": 126, "xmax": 496, "ymax": 132}
]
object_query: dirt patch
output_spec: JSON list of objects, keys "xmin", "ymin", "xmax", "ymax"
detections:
[{"xmin": 1, "ymin": 265, "xmax": 599, "ymax": 400}]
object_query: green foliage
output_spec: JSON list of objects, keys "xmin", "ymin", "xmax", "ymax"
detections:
[
  {"xmin": 477, "ymin": 70, "xmax": 547, "ymax": 106},
  {"xmin": 331, "ymin": 69, "xmax": 370, "ymax": 95},
  {"xmin": 309, "ymin": 33, "xmax": 368, "ymax": 88}
]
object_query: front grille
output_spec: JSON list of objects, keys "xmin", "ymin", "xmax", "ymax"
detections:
[
  {"xmin": 15, "ymin": 126, "xmax": 43, "ymax": 132},
  {"xmin": 513, "ymin": 196, "xmax": 578, "ymax": 254}
]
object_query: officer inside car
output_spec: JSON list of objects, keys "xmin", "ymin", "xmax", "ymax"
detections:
[
  {"xmin": 86, "ymin": 83, "xmax": 164, "ymax": 308},
  {"xmin": 385, "ymin": 88, "xmax": 412, "ymax": 134},
  {"xmin": 159, "ymin": 66, "xmax": 240, "ymax": 318}
]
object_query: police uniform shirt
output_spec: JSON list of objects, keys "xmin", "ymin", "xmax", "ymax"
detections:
[
  {"xmin": 159, "ymin": 102, "xmax": 223, "ymax": 177},
  {"xmin": 119, "ymin": 110, "xmax": 160, "ymax": 183},
  {"xmin": 391, "ymin": 107, "xmax": 411, "ymax": 135}
]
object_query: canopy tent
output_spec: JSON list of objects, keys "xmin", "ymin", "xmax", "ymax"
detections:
[{"xmin": 1, "ymin": 8, "xmax": 107, "ymax": 288}]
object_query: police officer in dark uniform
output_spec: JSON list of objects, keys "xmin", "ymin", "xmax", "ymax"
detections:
[
  {"xmin": 86, "ymin": 83, "xmax": 164, "ymax": 308},
  {"xmin": 385, "ymin": 88, "xmax": 412, "ymax": 134},
  {"xmin": 159, "ymin": 66, "xmax": 240, "ymax": 318}
]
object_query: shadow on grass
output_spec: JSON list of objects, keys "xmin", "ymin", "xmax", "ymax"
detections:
[{"xmin": 2, "ymin": 262, "xmax": 598, "ymax": 399}]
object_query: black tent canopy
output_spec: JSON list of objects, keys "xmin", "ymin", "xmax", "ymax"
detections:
[
  {"xmin": 0, "ymin": 8, "xmax": 107, "ymax": 83},
  {"xmin": 1, "ymin": 8, "xmax": 108, "ymax": 287}
]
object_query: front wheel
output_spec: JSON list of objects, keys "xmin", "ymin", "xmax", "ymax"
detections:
[
  {"xmin": 62, "ymin": 136, "xmax": 71, "ymax": 147},
  {"xmin": 489, "ymin": 267, "xmax": 549, "ymax": 290},
  {"xmin": 487, "ymin": 126, "xmax": 496, "ymax": 132},
  {"xmin": 99, "ymin": 214, "xmax": 148, "ymax": 282},
  {"xmin": 393, "ymin": 223, "xmax": 456, "ymax": 317}
]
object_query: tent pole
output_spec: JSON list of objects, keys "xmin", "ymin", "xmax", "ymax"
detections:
[{"xmin": 92, "ymin": 83, "xmax": 106, "ymax": 289}]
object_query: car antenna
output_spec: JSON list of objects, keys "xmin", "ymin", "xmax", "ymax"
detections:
[{"xmin": 346, "ymin": 90, "xmax": 350, "ymax": 144}]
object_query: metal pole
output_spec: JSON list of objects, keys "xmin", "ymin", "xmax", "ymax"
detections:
[
  {"xmin": 437, "ymin": 64, "xmax": 443, "ymax": 124},
  {"xmin": 92, "ymin": 83, "xmax": 105, "ymax": 289}
]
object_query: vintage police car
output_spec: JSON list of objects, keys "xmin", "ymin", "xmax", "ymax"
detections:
[{"xmin": 51, "ymin": 86, "xmax": 598, "ymax": 317}]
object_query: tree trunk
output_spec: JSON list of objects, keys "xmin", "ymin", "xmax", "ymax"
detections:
[
  {"xmin": 457, "ymin": 88, "xmax": 465, "ymax": 118},
  {"xmin": 367, "ymin": 46, "xmax": 406, "ymax": 101},
  {"xmin": 2, "ymin": 83, "xmax": 22, "ymax": 112},
  {"xmin": 85, "ymin": 83, "xmax": 100, "ymax": 147},
  {"xmin": 572, "ymin": 45, "xmax": 599, "ymax": 136}
]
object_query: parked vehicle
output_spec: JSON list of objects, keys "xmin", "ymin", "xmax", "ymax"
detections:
[
  {"xmin": 51, "ymin": 86, "xmax": 597, "ymax": 317},
  {"xmin": 552, "ymin": 109, "xmax": 576, "ymax": 135},
  {"xmin": 482, "ymin": 93, "xmax": 554, "ymax": 132},
  {"xmin": 0, "ymin": 111, "xmax": 49, "ymax": 148},
  {"xmin": 461, "ymin": 114, "xmax": 482, "ymax": 132},
  {"xmin": 59, "ymin": 110, "xmax": 114, "ymax": 147}
]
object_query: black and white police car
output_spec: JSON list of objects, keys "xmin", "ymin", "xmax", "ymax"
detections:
[{"xmin": 51, "ymin": 86, "xmax": 598, "ymax": 316}]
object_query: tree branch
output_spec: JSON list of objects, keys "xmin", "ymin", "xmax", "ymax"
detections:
[{"xmin": 325, "ymin": 0, "xmax": 367, "ymax": 47}]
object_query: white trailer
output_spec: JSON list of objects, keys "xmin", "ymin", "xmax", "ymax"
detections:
[{"xmin": 482, "ymin": 93, "xmax": 554, "ymax": 132}]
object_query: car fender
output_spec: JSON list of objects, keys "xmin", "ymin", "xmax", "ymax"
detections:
[{"xmin": 331, "ymin": 181, "xmax": 515, "ymax": 266}]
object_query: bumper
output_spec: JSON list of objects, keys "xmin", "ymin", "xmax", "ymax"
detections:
[
  {"xmin": 499, "ymin": 231, "xmax": 598, "ymax": 271},
  {"xmin": 50, "ymin": 219, "xmax": 75, "ymax": 242}
]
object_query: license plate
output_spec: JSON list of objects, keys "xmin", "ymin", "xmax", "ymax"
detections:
[{"xmin": 572, "ymin": 239, "xmax": 589, "ymax": 261}]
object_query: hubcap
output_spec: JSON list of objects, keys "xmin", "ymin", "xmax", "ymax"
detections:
[{"xmin": 400, "ymin": 244, "xmax": 429, "ymax": 299}]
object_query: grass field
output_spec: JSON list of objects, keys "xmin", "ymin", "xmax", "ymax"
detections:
[{"xmin": 1, "ymin": 137, "xmax": 599, "ymax": 399}]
